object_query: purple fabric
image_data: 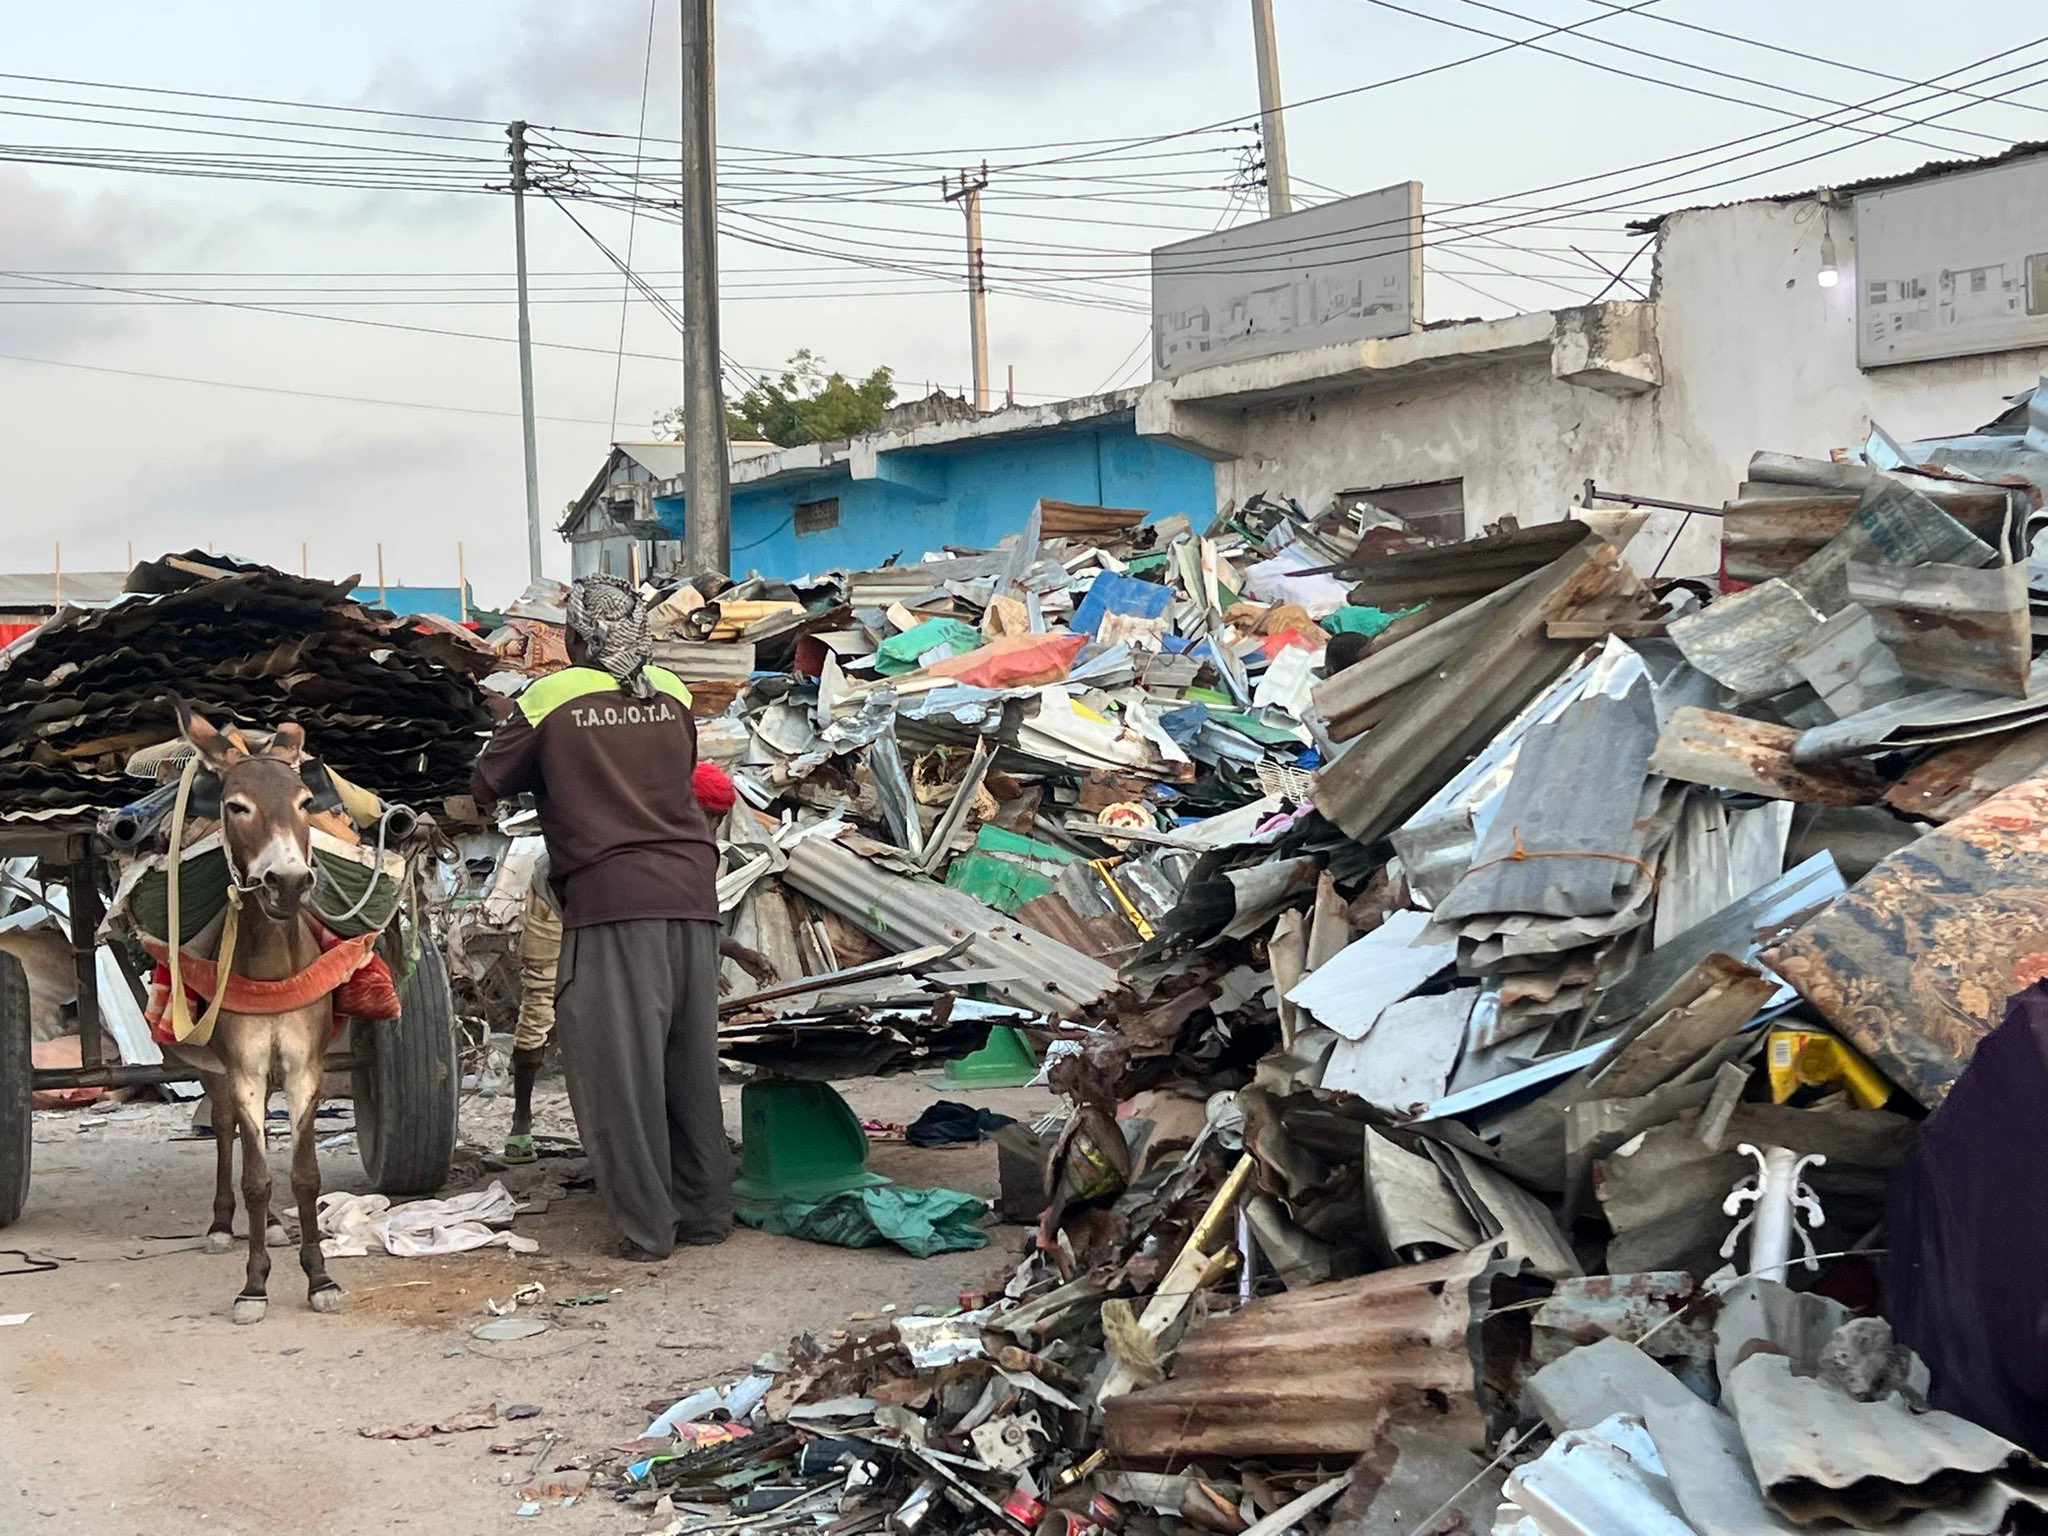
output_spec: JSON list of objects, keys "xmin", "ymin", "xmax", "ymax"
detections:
[{"xmin": 1886, "ymin": 981, "xmax": 2048, "ymax": 1454}]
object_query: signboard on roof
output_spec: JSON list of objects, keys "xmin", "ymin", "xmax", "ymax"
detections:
[
  {"xmin": 1151, "ymin": 181, "xmax": 1423, "ymax": 379},
  {"xmin": 1855, "ymin": 154, "xmax": 2048, "ymax": 368}
]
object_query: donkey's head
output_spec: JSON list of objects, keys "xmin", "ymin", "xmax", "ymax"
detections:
[{"xmin": 177, "ymin": 703, "xmax": 316, "ymax": 924}]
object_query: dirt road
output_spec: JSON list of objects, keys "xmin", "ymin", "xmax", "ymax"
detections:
[{"xmin": 0, "ymin": 1072, "xmax": 1050, "ymax": 1536}]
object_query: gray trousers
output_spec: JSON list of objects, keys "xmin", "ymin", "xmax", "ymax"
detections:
[{"xmin": 555, "ymin": 918, "xmax": 731, "ymax": 1256}]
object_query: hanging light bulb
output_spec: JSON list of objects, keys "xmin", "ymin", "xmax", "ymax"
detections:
[{"xmin": 1816, "ymin": 206, "xmax": 1841, "ymax": 288}]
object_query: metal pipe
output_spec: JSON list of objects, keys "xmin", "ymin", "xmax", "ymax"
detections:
[
  {"xmin": 1580, "ymin": 479, "xmax": 1725, "ymax": 517},
  {"xmin": 34, "ymin": 1057, "xmax": 363, "ymax": 1091}
]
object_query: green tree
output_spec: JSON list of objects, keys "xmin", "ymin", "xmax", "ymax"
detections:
[{"xmin": 654, "ymin": 349, "xmax": 896, "ymax": 448}]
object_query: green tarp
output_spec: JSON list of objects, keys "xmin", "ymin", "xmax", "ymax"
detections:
[
  {"xmin": 943, "ymin": 825, "xmax": 1079, "ymax": 914},
  {"xmin": 736, "ymin": 1185, "xmax": 991, "ymax": 1258},
  {"xmin": 875, "ymin": 619, "xmax": 983, "ymax": 677},
  {"xmin": 1324, "ymin": 603, "xmax": 1423, "ymax": 637}
]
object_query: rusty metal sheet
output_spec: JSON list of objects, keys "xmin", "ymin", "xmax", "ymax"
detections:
[
  {"xmin": 1725, "ymin": 1352, "xmax": 2029, "ymax": 1529},
  {"xmin": 1102, "ymin": 1246, "xmax": 1495, "ymax": 1461},
  {"xmin": 1667, "ymin": 579, "xmax": 1825, "ymax": 702},
  {"xmin": 1846, "ymin": 555, "xmax": 2031, "ymax": 698},
  {"xmin": 1648, "ymin": 706, "xmax": 1881, "ymax": 806},
  {"xmin": 1765, "ymin": 771, "xmax": 2048, "ymax": 1106},
  {"xmin": 1884, "ymin": 723, "xmax": 2048, "ymax": 822},
  {"xmin": 1721, "ymin": 492, "xmax": 1862, "ymax": 586},
  {"xmin": 1343, "ymin": 518, "xmax": 1589, "ymax": 602}
]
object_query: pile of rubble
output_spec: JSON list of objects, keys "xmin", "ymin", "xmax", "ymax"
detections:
[
  {"xmin": 531, "ymin": 377, "xmax": 2048, "ymax": 1535},
  {"xmin": 0, "ymin": 549, "xmax": 496, "ymax": 818}
]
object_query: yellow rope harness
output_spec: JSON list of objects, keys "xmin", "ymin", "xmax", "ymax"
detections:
[{"xmin": 164, "ymin": 755, "xmax": 241, "ymax": 1048}]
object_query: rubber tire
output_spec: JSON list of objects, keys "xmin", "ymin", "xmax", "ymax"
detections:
[
  {"xmin": 0, "ymin": 952, "xmax": 32, "ymax": 1229},
  {"xmin": 353, "ymin": 936, "xmax": 458, "ymax": 1197}
]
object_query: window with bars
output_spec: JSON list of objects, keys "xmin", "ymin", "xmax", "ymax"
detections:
[{"xmin": 795, "ymin": 496, "xmax": 841, "ymax": 536}]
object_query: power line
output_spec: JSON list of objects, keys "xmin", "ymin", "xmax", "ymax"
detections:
[
  {"xmin": 1387, "ymin": 0, "xmax": 2005, "ymax": 155},
  {"xmin": 611, "ymin": 0, "xmax": 661, "ymax": 440},
  {"xmin": 0, "ymin": 348, "xmax": 618, "ymax": 425}
]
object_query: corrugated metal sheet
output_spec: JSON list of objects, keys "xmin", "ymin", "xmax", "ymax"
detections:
[
  {"xmin": 616, "ymin": 440, "xmax": 691, "ymax": 480},
  {"xmin": 1101, "ymin": 1245, "xmax": 1495, "ymax": 1460},
  {"xmin": 1725, "ymin": 1353, "xmax": 2027, "ymax": 1528},
  {"xmin": 1642, "ymin": 1398, "xmax": 1802, "ymax": 1536},
  {"xmin": 1498, "ymin": 1412, "xmax": 1695, "ymax": 1536},
  {"xmin": 1884, "ymin": 722, "xmax": 2048, "ymax": 822},
  {"xmin": 1589, "ymin": 851, "xmax": 1844, "ymax": 1029},
  {"xmin": 1034, "ymin": 499, "xmax": 1146, "ymax": 539},
  {"xmin": 651, "ymin": 639, "xmax": 758, "ymax": 682},
  {"xmin": 1793, "ymin": 680, "xmax": 2048, "ymax": 764},
  {"xmin": 1342, "ymin": 519, "xmax": 1589, "ymax": 602},
  {"xmin": 1667, "ymin": 579, "xmax": 1825, "ymax": 702},
  {"xmin": 1765, "ymin": 770, "xmax": 2048, "ymax": 1106},
  {"xmin": 1435, "ymin": 682, "xmax": 1659, "ymax": 921},
  {"xmin": 1314, "ymin": 535, "xmax": 1637, "ymax": 844},
  {"xmin": 1648, "ymin": 706, "xmax": 1881, "ymax": 806},
  {"xmin": 781, "ymin": 830, "xmax": 1119, "ymax": 1018},
  {"xmin": 1846, "ymin": 554, "xmax": 2032, "ymax": 698},
  {"xmin": 0, "ymin": 571, "xmax": 128, "ymax": 611}
]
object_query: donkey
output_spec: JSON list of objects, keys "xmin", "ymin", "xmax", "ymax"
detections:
[{"xmin": 168, "ymin": 704, "xmax": 346, "ymax": 1325}]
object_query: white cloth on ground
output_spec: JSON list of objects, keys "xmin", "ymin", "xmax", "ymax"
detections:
[{"xmin": 317, "ymin": 1180, "xmax": 538, "ymax": 1259}]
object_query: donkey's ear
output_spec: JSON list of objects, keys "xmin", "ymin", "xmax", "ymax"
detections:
[
  {"xmin": 262, "ymin": 722, "xmax": 308, "ymax": 769},
  {"xmin": 173, "ymin": 697, "xmax": 248, "ymax": 772}
]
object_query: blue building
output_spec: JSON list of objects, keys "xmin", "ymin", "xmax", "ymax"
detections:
[
  {"xmin": 349, "ymin": 584, "xmax": 477, "ymax": 623},
  {"xmin": 561, "ymin": 391, "xmax": 1217, "ymax": 581}
]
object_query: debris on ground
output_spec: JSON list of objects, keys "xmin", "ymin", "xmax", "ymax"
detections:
[{"xmin": 557, "ymin": 382, "xmax": 2048, "ymax": 1534}]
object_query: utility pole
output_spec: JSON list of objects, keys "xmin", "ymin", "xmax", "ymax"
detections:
[
  {"xmin": 507, "ymin": 121, "xmax": 544, "ymax": 583},
  {"xmin": 680, "ymin": 0, "xmax": 732, "ymax": 576},
  {"xmin": 1250, "ymin": 0, "xmax": 1293, "ymax": 216},
  {"xmin": 943, "ymin": 164, "xmax": 991, "ymax": 413}
]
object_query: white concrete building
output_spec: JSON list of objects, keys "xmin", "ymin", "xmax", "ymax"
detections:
[{"xmin": 1137, "ymin": 145, "xmax": 2048, "ymax": 575}]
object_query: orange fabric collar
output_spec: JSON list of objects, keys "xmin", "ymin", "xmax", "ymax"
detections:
[{"xmin": 140, "ymin": 927, "xmax": 379, "ymax": 1015}]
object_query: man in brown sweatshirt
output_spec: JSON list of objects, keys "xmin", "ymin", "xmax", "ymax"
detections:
[{"xmin": 473, "ymin": 575, "xmax": 730, "ymax": 1259}]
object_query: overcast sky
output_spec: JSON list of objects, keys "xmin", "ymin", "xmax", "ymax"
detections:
[{"xmin": 4, "ymin": 0, "xmax": 2045, "ymax": 601}]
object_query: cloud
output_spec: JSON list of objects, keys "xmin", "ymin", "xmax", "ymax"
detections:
[
  {"xmin": 43, "ymin": 428, "xmax": 524, "ymax": 589},
  {"xmin": 362, "ymin": 0, "xmax": 1226, "ymax": 143},
  {"xmin": 0, "ymin": 168, "xmax": 200, "ymax": 355}
]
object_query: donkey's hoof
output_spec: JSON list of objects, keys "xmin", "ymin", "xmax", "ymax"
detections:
[
  {"xmin": 265, "ymin": 1223, "xmax": 294, "ymax": 1250},
  {"xmin": 308, "ymin": 1285, "xmax": 347, "ymax": 1315},
  {"xmin": 231, "ymin": 1295, "xmax": 269, "ymax": 1326},
  {"xmin": 203, "ymin": 1230, "xmax": 236, "ymax": 1255}
]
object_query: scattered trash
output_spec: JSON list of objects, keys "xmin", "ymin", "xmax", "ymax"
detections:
[
  {"xmin": 736, "ymin": 1186, "xmax": 993, "ymax": 1258},
  {"xmin": 548, "ymin": 381, "xmax": 2048, "ymax": 1536},
  {"xmin": 319, "ymin": 1181, "xmax": 537, "ymax": 1259},
  {"xmin": 471, "ymin": 1318, "xmax": 550, "ymax": 1343},
  {"xmin": 361, "ymin": 1406, "xmax": 501, "ymax": 1440}
]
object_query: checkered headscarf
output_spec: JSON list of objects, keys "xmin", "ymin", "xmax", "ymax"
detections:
[{"xmin": 566, "ymin": 575, "xmax": 655, "ymax": 699}]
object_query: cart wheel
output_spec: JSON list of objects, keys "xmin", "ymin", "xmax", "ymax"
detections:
[
  {"xmin": 0, "ymin": 952, "xmax": 32, "ymax": 1228},
  {"xmin": 353, "ymin": 937, "xmax": 458, "ymax": 1197}
]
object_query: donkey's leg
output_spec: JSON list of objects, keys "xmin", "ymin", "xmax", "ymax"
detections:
[
  {"xmin": 225, "ymin": 1060, "xmax": 275, "ymax": 1325},
  {"xmin": 204, "ymin": 1073, "xmax": 238, "ymax": 1254},
  {"xmin": 281, "ymin": 1009, "xmax": 343, "ymax": 1313}
]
